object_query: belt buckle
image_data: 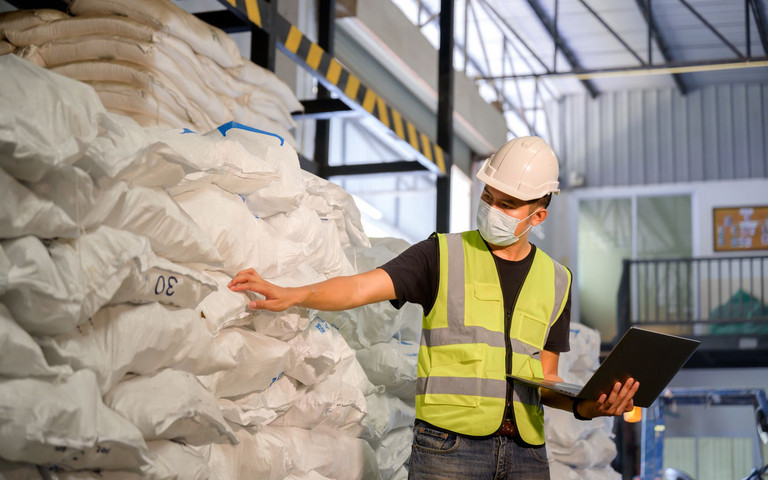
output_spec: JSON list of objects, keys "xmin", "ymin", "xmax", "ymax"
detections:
[{"xmin": 497, "ymin": 419, "xmax": 517, "ymax": 437}]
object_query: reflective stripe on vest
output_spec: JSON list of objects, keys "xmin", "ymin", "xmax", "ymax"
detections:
[{"xmin": 415, "ymin": 231, "xmax": 571, "ymax": 442}]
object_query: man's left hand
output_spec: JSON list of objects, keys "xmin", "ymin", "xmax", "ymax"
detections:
[{"xmin": 580, "ymin": 378, "xmax": 640, "ymax": 418}]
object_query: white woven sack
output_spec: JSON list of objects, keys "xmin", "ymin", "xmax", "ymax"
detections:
[
  {"xmin": 356, "ymin": 339, "xmax": 419, "ymax": 399},
  {"xmin": 226, "ymin": 61, "xmax": 303, "ymax": 114},
  {"xmin": 207, "ymin": 123, "xmax": 304, "ymax": 218},
  {"xmin": 572, "ymin": 465, "xmax": 622, "ymax": 480},
  {"xmin": 0, "ymin": 369, "xmax": 146, "ymax": 471},
  {"xmin": 0, "ymin": 9, "xmax": 69, "ymax": 34},
  {"xmin": 60, "ymin": 67, "xmax": 216, "ymax": 132},
  {"xmin": 0, "ymin": 458, "xmax": 43, "ymax": 480},
  {"xmin": 559, "ymin": 322, "xmax": 601, "ymax": 376},
  {"xmin": 114, "ymin": 251, "xmax": 216, "ymax": 309},
  {"xmin": 248, "ymin": 264, "xmax": 325, "ymax": 341},
  {"xmin": 374, "ymin": 426, "xmax": 413, "ymax": 480},
  {"xmin": 38, "ymin": 302, "xmax": 236, "ymax": 394},
  {"xmin": 0, "ymin": 166, "xmax": 78, "ymax": 239},
  {"xmin": 52, "ymin": 58, "xmax": 231, "ymax": 127},
  {"xmin": 285, "ymin": 472, "xmax": 333, "ymax": 480},
  {"xmin": 0, "ymin": 244, "xmax": 8, "ymax": 295},
  {"xmin": 208, "ymin": 424, "xmax": 380, "ymax": 480},
  {"xmin": 547, "ymin": 428, "xmax": 618, "ymax": 469},
  {"xmin": 285, "ymin": 316, "xmax": 353, "ymax": 386},
  {"xmin": 153, "ymin": 36, "xmax": 244, "ymax": 99},
  {"xmin": 26, "ymin": 165, "xmax": 104, "ymax": 230},
  {"xmin": 0, "ymin": 55, "xmax": 104, "ymax": 182},
  {"xmin": 68, "ymin": 0, "xmax": 244, "ymax": 69},
  {"xmin": 1, "ymin": 226, "xmax": 215, "ymax": 335},
  {"xmin": 269, "ymin": 372, "xmax": 367, "ymax": 437},
  {"xmin": 221, "ymin": 100, "xmax": 298, "ymax": 149},
  {"xmin": 345, "ymin": 237, "xmax": 412, "ymax": 274},
  {"xmin": 0, "ymin": 303, "xmax": 71, "ymax": 378},
  {"xmin": 392, "ymin": 465, "xmax": 408, "ymax": 480},
  {"xmin": 77, "ymin": 112, "xmax": 187, "ymax": 189},
  {"xmin": 4, "ymin": 14, "xmax": 155, "ymax": 46},
  {"xmin": 318, "ymin": 299, "xmax": 408, "ymax": 350},
  {"xmin": 362, "ymin": 393, "xmax": 416, "ymax": 446},
  {"xmin": 543, "ymin": 405, "xmax": 614, "ymax": 447},
  {"xmin": 197, "ymin": 327, "xmax": 293, "ymax": 399},
  {"xmin": 197, "ymin": 270, "xmax": 254, "ymax": 334},
  {"xmin": 172, "ymin": 184, "xmax": 303, "ymax": 278},
  {"xmin": 218, "ymin": 374, "xmax": 304, "ymax": 429},
  {"xmin": 12, "ymin": 44, "xmax": 45, "ymax": 66},
  {"xmin": 0, "ymin": 235, "xmax": 74, "ymax": 336},
  {"xmin": 33, "ymin": 35, "xmax": 222, "ymax": 124},
  {"xmin": 40, "ymin": 439, "xmax": 213, "ymax": 480},
  {"xmin": 87, "ymin": 179, "xmax": 222, "ymax": 266},
  {"xmin": 264, "ymin": 205, "xmax": 356, "ymax": 278},
  {"xmin": 104, "ymin": 369, "xmax": 236, "ymax": 446},
  {"xmin": 326, "ymin": 350, "xmax": 382, "ymax": 398},
  {"xmin": 154, "ymin": 127, "xmax": 279, "ymax": 196},
  {"xmin": 301, "ymin": 171, "xmax": 371, "ymax": 249},
  {"xmin": 88, "ymin": 80, "xmax": 205, "ymax": 130},
  {"xmin": 547, "ymin": 460, "xmax": 581, "ymax": 480}
]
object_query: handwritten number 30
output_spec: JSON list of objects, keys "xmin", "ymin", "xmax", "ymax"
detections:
[{"xmin": 154, "ymin": 275, "xmax": 178, "ymax": 296}]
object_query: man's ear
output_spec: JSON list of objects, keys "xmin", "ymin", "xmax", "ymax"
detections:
[{"xmin": 531, "ymin": 208, "xmax": 548, "ymax": 226}]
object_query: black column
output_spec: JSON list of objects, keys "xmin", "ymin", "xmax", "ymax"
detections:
[
  {"xmin": 436, "ymin": 0, "xmax": 454, "ymax": 233},
  {"xmin": 250, "ymin": 0, "xmax": 278, "ymax": 71},
  {"xmin": 314, "ymin": 0, "xmax": 334, "ymax": 179}
]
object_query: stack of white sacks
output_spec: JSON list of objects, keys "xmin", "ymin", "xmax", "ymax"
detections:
[
  {"xmin": 0, "ymin": 6, "xmax": 622, "ymax": 478},
  {"xmin": 0, "ymin": 0, "xmax": 301, "ymax": 146},
  {"xmin": 546, "ymin": 323, "xmax": 622, "ymax": 479},
  {"xmin": 0, "ymin": 53, "xmax": 422, "ymax": 479}
]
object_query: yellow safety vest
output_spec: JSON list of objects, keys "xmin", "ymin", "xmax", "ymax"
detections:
[{"xmin": 415, "ymin": 231, "xmax": 571, "ymax": 444}]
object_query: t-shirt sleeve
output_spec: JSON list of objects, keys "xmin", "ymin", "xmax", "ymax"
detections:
[
  {"xmin": 378, "ymin": 236, "xmax": 438, "ymax": 313},
  {"xmin": 543, "ymin": 278, "xmax": 572, "ymax": 353}
]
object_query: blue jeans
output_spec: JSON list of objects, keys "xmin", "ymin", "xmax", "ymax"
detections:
[{"xmin": 408, "ymin": 421, "xmax": 551, "ymax": 480}]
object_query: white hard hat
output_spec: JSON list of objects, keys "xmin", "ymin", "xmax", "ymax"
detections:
[{"xmin": 476, "ymin": 136, "xmax": 560, "ymax": 201}]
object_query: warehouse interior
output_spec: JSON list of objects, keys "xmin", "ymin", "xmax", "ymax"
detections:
[{"xmin": 1, "ymin": 0, "xmax": 767, "ymax": 479}]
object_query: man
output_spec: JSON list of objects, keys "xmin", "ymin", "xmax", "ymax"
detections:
[{"xmin": 229, "ymin": 136, "xmax": 638, "ymax": 479}]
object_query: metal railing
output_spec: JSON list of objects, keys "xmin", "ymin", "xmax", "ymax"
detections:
[{"xmin": 617, "ymin": 255, "xmax": 768, "ymax": 337}]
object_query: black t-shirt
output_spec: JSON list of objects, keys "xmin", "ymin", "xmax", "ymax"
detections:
[{"xmin": 379, "ymin": 234, "xmax": 571, "ymax": 353}]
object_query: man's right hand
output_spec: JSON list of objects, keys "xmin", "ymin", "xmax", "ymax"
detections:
[
  {"xmin": 228, "ymin": 268, "xmax": 299, "ymax": 311},
  {"xmin": 228, "ymin": 268, "xmax": 397, "ymax": 312}
]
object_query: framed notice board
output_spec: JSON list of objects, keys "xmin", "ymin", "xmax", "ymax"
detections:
[{"xmin": 713, "ymin": 205, "xmax": 768, "ymax": 252}]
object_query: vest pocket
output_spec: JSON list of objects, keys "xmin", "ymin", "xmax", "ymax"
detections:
[
  {"xmin": 466, "ymin": 282, "xmax": 502, "ymax": 328},
  {"xmin": 423, "ymin": 348, "xmax": 483, "ymax": 407},
  {"xmin": 510, "ymin": 310, "xmax": 548, "ymax": 349},
  {"xmin": 510, "ymin": 351, "xmax": 544, "ymax": 379}
]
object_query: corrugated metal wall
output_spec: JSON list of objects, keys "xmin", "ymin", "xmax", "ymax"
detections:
[{"xmin": 551, "ymin": 84, "xmax": 768, "ymax": 188}]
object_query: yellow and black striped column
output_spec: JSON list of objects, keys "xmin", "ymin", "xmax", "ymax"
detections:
[{"xmin": 221, "ymin": 0, "xmax": 447, "ymax": 174}]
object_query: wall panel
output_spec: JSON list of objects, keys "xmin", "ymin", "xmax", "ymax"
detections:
[{"xmin": 552, "ymin": 84, "xmax": 768, "ymax": 188}]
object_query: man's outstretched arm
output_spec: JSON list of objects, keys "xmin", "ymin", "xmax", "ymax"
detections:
[{"xmin": 228, "ymin": 268, "xmax": 396, "ymax": 312}]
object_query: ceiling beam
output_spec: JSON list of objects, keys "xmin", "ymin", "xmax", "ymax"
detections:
[
  {"xmin": 525, "ymin": 0, "xmax": 600, "ymax": 98},
  {"xmin": 479, "ymin": 0, "xmax": 551, "ymax": 75},
  {"xmin": 479, "ymin": 56, "xmax": 768, "ymax": 80},
  {"xmin": 193, "ymin": 10, "xmax": 249, "ymax": 33},
  {"xmin": 2, "ymin": 0, "xmax": 66, "ymax": 10},
  {"xmin": 634, "ymin": 0, "xmax": 688, "ymax": 95},
  {"xmin": 576, "ymin": 0, "xmax": 645, "ymax": 65},
  {"xmin": 678, "ymin": 0, "xmax": 745, "ymax": 58},
  {"xmin": 326, "ymin": 160, "xmax": 428, "ymax": 176},
  {"xmin": 749, "ymin": 0, "xmax": 768, "ymax": 56}
]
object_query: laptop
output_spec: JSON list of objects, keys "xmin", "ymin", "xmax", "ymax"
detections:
[{"xmin": 507, "ymin": 327, "xmax": 700, "ymax": 408}]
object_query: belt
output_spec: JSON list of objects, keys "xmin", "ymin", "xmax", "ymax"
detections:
[{"xmin": 494, "ymin": 419, "xmax": 517, "ymax": 437}]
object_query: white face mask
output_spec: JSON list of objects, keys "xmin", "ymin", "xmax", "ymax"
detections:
[{"xmin": 476, "ymin": 200, "xmax": 540, "ymax": 247}]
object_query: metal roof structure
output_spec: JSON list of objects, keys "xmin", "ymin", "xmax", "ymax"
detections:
[{"xmin": 393, "ymin": 0, "xmax": 768, "ymax": 138}]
